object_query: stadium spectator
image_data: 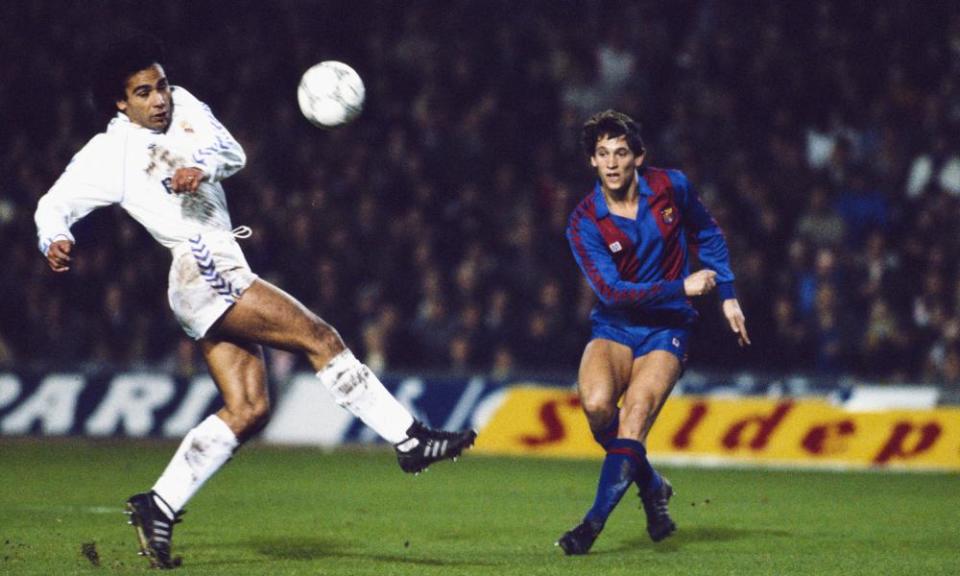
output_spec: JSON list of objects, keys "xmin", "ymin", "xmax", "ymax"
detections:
[
  {"xmin": 770, "ymin": 293, "xmax": 813, "ymax": 372},
  {"xmin": 859, "ymin": 298, "xmax": 910, "ymax": 379},
  {"xmin": 0, "ymin": 332, "xmax": 14, "ymax": 367},
  {"xmin": 795, "ymin": 184, "xmax": 846, "ymax": 248}
]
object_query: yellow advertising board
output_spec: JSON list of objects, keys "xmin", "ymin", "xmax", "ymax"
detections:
[{"xmin": 473, "ymin": 387, "xmax": 960, "ymax": 471}]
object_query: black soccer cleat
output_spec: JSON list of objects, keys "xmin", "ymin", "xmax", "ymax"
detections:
[
  {"xmin": 640, "ymin": 477, "xmax": 676, "ymax": 542},
  {"xmin": 124, "ymin": 491, "xmax": 183, "ymax": 569},
  {"xmin": 556, "ymin": 518, "xmax": 604, "ymax": 555},
  {"xmin": 394, "ymin": 420, "xmax": 477, "ymax": 474}
]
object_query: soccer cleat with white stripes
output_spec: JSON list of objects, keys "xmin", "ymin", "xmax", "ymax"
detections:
[
  {"xmin": 394, "ymin": 420, "xmax": 477, "ymax": 474},
  {"xmin": 124, "ymin": 491, "xmax": 183, "ymax": 569}
]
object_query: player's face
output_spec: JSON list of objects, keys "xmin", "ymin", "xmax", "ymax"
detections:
[
  {"xmin": 590, "ymin": 135, "xmax": 644, "ymax": 194},
  {"xmin": 116, "ymin": 64, "xmax": 172, "ymax": 132}
]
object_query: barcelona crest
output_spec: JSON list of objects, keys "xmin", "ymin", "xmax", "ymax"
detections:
[{"xmin": 660, "ymin": 207, "xmax": 675, "ymax": 224}]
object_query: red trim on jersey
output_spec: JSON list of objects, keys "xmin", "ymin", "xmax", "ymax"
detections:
[
  {"xmin": 568, "ymin": 194, "xmax": 660, "ymax": 305},
  {"xmin": 644, "ymin": 169, "xmax": 684, "ymax": 280},
  {"xmin": 595, "ymin": 215, "xmax": 641, "ymax": 280},
  {"xmin": 569, "ymin": 196, "xmax": 617, "ymax": 303}
]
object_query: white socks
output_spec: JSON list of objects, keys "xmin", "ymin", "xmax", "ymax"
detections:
[
  {"xmin": 148, "ymin": 351, "xmax": 412, "ymax": 520},
  {"xmin": 152, "ymin": 414, "xmax": 239, "ymax": 517},
  {"xmin": 316, "ymin": 350, "xmax": 414, "ymax": 444}
]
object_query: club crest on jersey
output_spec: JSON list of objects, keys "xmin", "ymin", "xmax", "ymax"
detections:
[
  {"xmin": 608, "ymin": 241, "xmax": 623, "ymax": 253},
  {"xmin": 179, "ymin": 121, "xmax": 195, "ymax": 134},
  {"xmin": 661, "ymin": 207, "xmax": 675, "ymax": 224}
]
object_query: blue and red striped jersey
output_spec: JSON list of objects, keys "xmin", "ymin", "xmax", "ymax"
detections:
[{"xmin": 566, "ymin": 167, "xmax": 736, "ymax": 327}]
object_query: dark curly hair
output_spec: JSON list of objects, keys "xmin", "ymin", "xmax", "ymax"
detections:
[
  {"xmin": 581, "ymin": 109, "xmax": 645, "ymax": 159},
  {"xmin": 91, "ymin": 32, "xmax": 166, "ymax": 118}
]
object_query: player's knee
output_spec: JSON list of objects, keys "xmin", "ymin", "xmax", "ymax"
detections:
[{"xmin": 580, "ymin": 388, "xmax": 617, "ymax": 423}]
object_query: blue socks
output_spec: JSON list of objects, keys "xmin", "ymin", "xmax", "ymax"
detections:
[
  {"xmin": 584, "ymin": 437, "xmax": 665, "ymax": 525},
  {"xmin": 584, "ymin": 439, "xmax": 642, "ymax": 525},
  {"xmin": 632, "ymin": 440, "xmax": 664, "ymax": 496},
  {"xmin": 589, "ymin": 410, "xmax": 664, "ymax": 496}
]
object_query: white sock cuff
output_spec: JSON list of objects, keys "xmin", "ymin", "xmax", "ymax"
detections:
[
  {"xmin": 314, "ymin": 349, "xmax": 413, "ymax": 444},
  {"xmin": 197, "ymin": 414, "xmax": 240, "ymax": 449},
  {"xmin": 316, "ymin": 349, "xmax": 360, "ymax": 388}
]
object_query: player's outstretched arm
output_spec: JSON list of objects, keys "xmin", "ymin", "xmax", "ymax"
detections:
[
  {"xmin": 722, "ymin": 298, "xmax": 750, "ymax": 347},
  {"xmin": 46, "ymin": 239, "xmax": 74, "ymax": 273}
]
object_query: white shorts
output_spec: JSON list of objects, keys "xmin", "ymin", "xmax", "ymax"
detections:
[{"xmin": 168, "ymin": 231, "xmax": 258, "ymax": 340}]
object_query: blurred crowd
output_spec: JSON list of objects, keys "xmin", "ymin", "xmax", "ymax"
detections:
[{"xmin": 2, "ymin": 1, "xmax": 960, "ymax": 388}]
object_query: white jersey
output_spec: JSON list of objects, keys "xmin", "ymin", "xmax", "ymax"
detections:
[{"xmin": 35, "ymin": 87, "xmax": 246, "ymax": 254}]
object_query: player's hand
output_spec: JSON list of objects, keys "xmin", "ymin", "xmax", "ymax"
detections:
[
  {"xmin": 171, "ymin": 167, "xmax": 205, "ymax": 194},
  {"xmin": 722, "ymin": 298, "xmax": 751, "ymax": 347},
  {"xmin": 46, "ymin": 239, "xmax": 73, "ymax": 272},
  {"xmin": 684, "ymin": 269, "xmax": 717, "ymax": 297}
]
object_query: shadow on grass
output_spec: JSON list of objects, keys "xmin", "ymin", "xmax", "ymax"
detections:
[
  {"xmin": 597, "ymin": 525, "xmax": 792, "ymax": 556},
  {"xmin": 250, "ymin": 537, "xmax": 496, "ymax": 567}
]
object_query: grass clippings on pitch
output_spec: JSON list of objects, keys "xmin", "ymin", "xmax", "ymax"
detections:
[{"xmin": 1, "ymin": 438, "xmax": 958, "ymax": 575}]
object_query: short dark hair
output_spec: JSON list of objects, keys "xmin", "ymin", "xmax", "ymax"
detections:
[
  {"xmin": 91, "ymin": 32, "xmax": 166, "ymax": 116},
  {"xmin": 581, "ymin": 109, "xmax": 645, "ymax": 158}
]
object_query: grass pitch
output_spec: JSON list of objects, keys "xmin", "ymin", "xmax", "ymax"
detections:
[{"xmin": 1, "ymin": 438, "xmax": 958, "ymax": 575}]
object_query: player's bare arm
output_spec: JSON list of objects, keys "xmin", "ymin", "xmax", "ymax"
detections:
[
  {"xmin": 722, "ymin": 298, "xmax": 751, "ymax": 347},
  {"xmin": 45, "ymin": 239, "xmax": 73, "ymax": 272}
]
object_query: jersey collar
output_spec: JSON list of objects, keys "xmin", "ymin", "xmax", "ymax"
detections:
[
  {"xmin": 593, "ymin": 168, "xmax": 650, "ymax": 219},
  {"xmin": 592, "ymin": 182, "xmax": 610, "ymax": 218}
]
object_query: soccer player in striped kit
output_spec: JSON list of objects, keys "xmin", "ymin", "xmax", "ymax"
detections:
[
  {"xmin": 34, "ymin": 35, "xmax": 475, "ymax": 569},
  {"xmin": 558, "ymin": 110, "xmax": 750, "ymax": 555}
]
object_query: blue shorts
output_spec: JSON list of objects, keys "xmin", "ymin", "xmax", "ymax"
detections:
[{"xmin": 591, "ymin": 322, "xmax": 689, "ymax": 364}]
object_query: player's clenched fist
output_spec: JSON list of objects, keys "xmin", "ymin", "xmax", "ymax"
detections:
[
  {"xmin": 683, "ymin": 269, "xmax": 716, "ymax": 297},
  {"xmin": 46, "ymin": 239, "xmax": 73, "ymax": 272},
  {"xmin": 171, "ymin": 167, "xmax": 205, "ymax": 194}
]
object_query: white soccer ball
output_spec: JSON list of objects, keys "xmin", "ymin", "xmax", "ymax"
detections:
[{"xmin": 297, "ymin": 61, "xmax": 366, "ymax": 128}]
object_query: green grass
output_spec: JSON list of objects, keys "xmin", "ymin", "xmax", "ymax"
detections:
[{"xmin": 1, "ymin": 438, "xmax": 958, "ymax": 575}]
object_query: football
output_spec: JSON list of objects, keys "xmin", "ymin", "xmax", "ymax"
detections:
[{"xmin": 297, "ymin": 61, "xmax": 366, "ymax": 128}]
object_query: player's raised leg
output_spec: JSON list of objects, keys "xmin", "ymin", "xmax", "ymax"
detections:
[
  {"xmin": 127, "ymin": 337, "xmax": 268, "ymax": 569},
  {"xmin": 214, "ymin": 279, "xmax": 476, "ymax": 472},
  {"xmin": 619, "ymin": 350, "xmax": 682, "ymax": 542},
  {"xmin": 557, "ymin": 339, "xmax": 633, "ymax": 555}
]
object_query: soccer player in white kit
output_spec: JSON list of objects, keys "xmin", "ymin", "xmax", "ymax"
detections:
[{"xmin": 34, "ymin": 36, "xmax": 476, "ymax": 569}]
